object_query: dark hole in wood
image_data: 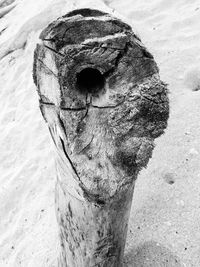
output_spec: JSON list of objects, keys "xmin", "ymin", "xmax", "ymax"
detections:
[{"xmin": 76, "ymin": 68, "xmax": 105, "ymax": 94}]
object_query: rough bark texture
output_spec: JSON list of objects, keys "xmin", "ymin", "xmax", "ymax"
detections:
[{"xmin": 33, "ymin": 8, "xmax": 169, "ymax": 267}]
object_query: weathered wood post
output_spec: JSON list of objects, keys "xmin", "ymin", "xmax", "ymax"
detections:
[{"xmin": 33, "ymin": 8, "xmax": 169, "ymax": 267}]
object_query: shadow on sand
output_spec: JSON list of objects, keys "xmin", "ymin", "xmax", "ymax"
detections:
[{"xmin": 124, "ymin": 240, "xmax": 182, "ymax": 267}]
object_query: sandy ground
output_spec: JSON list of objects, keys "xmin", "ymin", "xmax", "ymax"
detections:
[{"xmin": 0, "ymin": 0, "xmax": 200, "ymax": 266}]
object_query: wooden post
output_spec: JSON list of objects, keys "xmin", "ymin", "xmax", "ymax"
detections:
[{"xmin": 33, "ymin": 8, "xmax": 169, "ymax": 267}]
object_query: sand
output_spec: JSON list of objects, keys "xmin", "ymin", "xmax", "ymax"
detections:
[{"xmin": 0, "ymin": 0, "xmax": 200, "ymax": 266}]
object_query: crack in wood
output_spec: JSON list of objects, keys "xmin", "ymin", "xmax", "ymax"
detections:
[
  {"xmin": 43, "ymin": 38, "xmax": 126, "ymax": 51},
  {"xmin": 39, "ymin": 99, "xmax": 126, "ymax": 111},
  {"xmin": 59, "ymin": 137, "xmax": 81, "ymax": 181},
  {"xmin": 38, "ymin": 58, "xmax": 58, "ymax": 77},
  {"xmin": 39, "ymin": 100, "xmax": 55, "ymax": 106},
  {"xmin": 77, "ymin": 135, "xmax": 94, "ymax": 154},
  {"xmin": 60, "ymin": 106, "xmax": 86, "ymax": 111},
  {"xmin": 139, "ymin": 91, "xmax": 167, "ymax": 105},
  {"xmin": 44, "ymin": 44, "xmax": 65, "ymax": 57},
  {"xmin": 57, "ymin": 179, "xmax": 84, "ymax": 203},
  {"xmin": 103, "ymin": 42, "xmax": 130, "ymax": 78}
]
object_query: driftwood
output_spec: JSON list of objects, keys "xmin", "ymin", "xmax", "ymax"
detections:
[{"xmin": 33, "ymin": 8, "xmax": 169, "ymax": 267}]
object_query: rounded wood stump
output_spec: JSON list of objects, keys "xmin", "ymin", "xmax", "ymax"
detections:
[{"xmin": 33, "ymin": 8, "xmax": 169, "ymax": 267}]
